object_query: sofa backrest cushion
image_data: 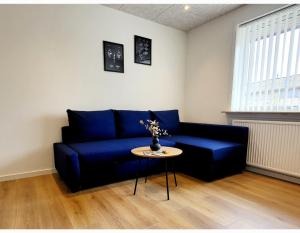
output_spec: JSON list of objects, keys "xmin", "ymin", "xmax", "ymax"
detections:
[
  {"xmin": 67, "ymin": 109, "xmax": 116, "ymax": 142},
  {"xmin": 151, "ymin": 110, "xmax": 180, "ymax": 135},
  {"xmin": 115, "ymin": 110, "xmax": 151, "ymax": 138}
]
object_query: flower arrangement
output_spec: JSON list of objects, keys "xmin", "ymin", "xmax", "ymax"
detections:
[{"xmin": 139, "ymin": 119, "xmax": 168, "ymax": 137}]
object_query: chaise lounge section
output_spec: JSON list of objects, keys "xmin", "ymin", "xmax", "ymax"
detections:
[
  {"xmin": 53, "ymin": 109, "xmax": 248, "ymax": 192},
  {"xmin": 169, "ymin": 122, "xmax": 249, "ymax": 181}
]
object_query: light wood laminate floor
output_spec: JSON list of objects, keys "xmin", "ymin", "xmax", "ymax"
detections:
[{"xmin": 0, "ymin": 171, "xmax": 300, "ymax": 229}]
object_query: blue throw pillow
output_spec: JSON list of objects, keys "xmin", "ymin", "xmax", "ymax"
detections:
[
  {"xmin": 67, "ymin": 109, "xmax": 116, "ymax": 142},
  {"xmin": 151, "ymin": 110, "xmax": 180, "ymax": 135},
  {"xmin": 116, "ymin": 110, "xmax": 152, "ymax": 138}
]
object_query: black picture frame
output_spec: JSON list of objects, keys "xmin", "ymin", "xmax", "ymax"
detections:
[
  {"xmin": 103, "ymin": 41, "xmax": 124, "ymax": 73},
  {"xmin": 134, "ymin": 35, "xmax": 152, "ymax": 66}
]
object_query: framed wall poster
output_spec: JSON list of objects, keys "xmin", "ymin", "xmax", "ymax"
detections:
[
  {"xmin": 103, "ymin": 41, "xmax": 124, "ymax": 73},
  {"xmin": 134, "ymin": 35, "xmax": 152, "ymax": 65}
]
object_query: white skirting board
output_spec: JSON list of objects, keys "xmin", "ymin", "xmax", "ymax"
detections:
[
  {"xmin": 246, "ymin": 165, "xmax": 300, "ymax": 185},
  {"xmin": 0, "ymin": 168, "xmax": 56, "ymax": 182}
]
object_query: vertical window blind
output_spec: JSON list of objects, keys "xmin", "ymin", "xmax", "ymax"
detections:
[{"xmin": 231, "ymin": 5, "xmax": 300, "ymax": 112}]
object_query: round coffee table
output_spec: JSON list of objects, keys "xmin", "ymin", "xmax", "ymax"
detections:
[{"xmin": 131, "ymin": 146, "xmax": 183, "ymax": 200}]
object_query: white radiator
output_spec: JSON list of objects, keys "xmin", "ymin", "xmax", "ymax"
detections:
[{"xmin": 233, "ymin": 120, "xmax": 300, "ymax": 178}]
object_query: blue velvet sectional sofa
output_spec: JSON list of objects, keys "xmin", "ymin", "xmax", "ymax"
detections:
[{"xmin": 53, "ymin": 109, "xmax": 249, "ymax": 192}]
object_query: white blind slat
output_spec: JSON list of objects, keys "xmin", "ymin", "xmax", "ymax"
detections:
[
  {"xmin": 244, "ymin": 22, "xmax": 259, "ymax": 111},
  {"xmin": 270, "ymin": 12, "xmax": 284, "ymax": 111},
  {"xmin": 239, "ymin": 26, "xmax": 251, "ymax": 110},
  {"xmin": 291, "ymin": 12, "xmax": 300, "ymax": 110},
  {"xmin": 283, "ymin": 8, "xmax": 298, "ymax": 110},
  {"xmin": 259, "ymin": 19, "xmax": 269, "ymax": 111},
  {"xmin": 263, "ymin": 15, "xmax": 276, "ymax": 111}
]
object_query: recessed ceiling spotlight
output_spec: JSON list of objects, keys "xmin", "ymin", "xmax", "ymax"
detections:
[{"xmin": 184, "ymin": 5, "xmax": 190, "ymax": 11}]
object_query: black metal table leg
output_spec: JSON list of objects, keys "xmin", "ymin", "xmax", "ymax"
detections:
[
  {"xmin": 165, "ymin": 158, "xmax": 169, "ymax": 200},
  {"xmin": 133, "ymin": 158, "xmax": 141, "ymax": 195},
  {"xmin": 173, "ymin": 159, "xmax": 177, "ymax": 187},
  {"xmin": 145, "ymin": 158, "xmax": 149, "ymax": 183}
]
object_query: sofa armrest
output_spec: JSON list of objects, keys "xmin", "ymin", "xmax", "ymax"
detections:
[
  {"xmin": 179, "ymin": 122, "xmax": 249, "ymax": 145},
  {"xmin": 53, "ymin": 143, "xmax": 81, "ymax": 192}
]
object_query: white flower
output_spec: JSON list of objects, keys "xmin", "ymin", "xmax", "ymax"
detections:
[{"xmin": 139, "ymin": 119, "xmax": 168, "ymax": 138}]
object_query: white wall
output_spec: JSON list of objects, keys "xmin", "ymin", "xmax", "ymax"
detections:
[
  {"xmin": 184, "ymin": 4, "xmax": 284, "ymax": 124},
  {"xmin": 0, "ymin": 5, "xmax": 186, "ymax": 179}
]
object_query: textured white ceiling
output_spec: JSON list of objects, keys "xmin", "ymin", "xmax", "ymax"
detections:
[{"xmin": 104, "ymin": 4, "xmax": 242, "ymax": 31}]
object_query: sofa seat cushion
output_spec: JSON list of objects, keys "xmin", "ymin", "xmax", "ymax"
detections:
[
  {"xmin": 68, "ymin": 137, "xmax": 176, "ymax": 165},
  {"xmin": 167, "ymin": 135, "xmax": 242, "ymax": 161}
]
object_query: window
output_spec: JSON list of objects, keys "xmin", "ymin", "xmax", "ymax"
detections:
[{"xmin": 231, "ymin": 5, "xmax": 300, "ymax": 112}]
